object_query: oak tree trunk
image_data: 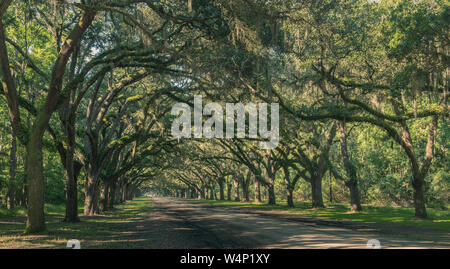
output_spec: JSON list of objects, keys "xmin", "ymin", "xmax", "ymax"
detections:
[
  {"xmin": 108, "ymin": 180, "xmax": 117, "ymax": 209},
  {"xmin": 242, "ymin": 182, "xmax": 250, "ymax": 202},
  {"xmin": 254, "ymin": 180, "xmax": 261, "ymax": 203},
  {"xmin": 218, "ymin": 180, "xmax": 225, "ymax": 200},
  {"xmin": 267, "ymin": 185, "xmax": 276, "ymax": 205},
  {"xmin": 200, "ymin": 186, "xmax": 206, "ymax": 199},
  {"xmin": 311, "ymin": 176, "xmax": 324, "ymax": 208},
  {"xmin": 209, "ymin": 186, "xmax": 214, "ymax": 200},
  {"xmin": 347, "ymin": 181, "xmax": 362, "ymax": 212},
  {"xmin": 234, "ymin": 179, "xmax": 240, "ymax": 201},
  {"xmin": 84, "ymin": 169, "xmax": 100, "ymax": 215},
  {"xmin": 99, "ymin": 181, "xmax": 109, "ymax": 212},
  {"xmin": 227, "ymin": 183, "xmax": 232, "ymax": 201},
  {"xmin": 413, "ymin": 173, "xmax": 427, "ymax": 218},
  {"xmin": 64, "ymin": 146, "xmax": 81, "ymax": 222},
  {"xmin": 283, "ymin": 167, "xmax": 294, "ymax": 208},
  {"xmin": 25, "ymin": 137, "xmax": 45, "ymax": 233},
  {"xmin": 7, "ymin": 126, "xmax": 16, "ymax": 210},
  {"xmin": 287, "ymin": 188, "xmax": 294, "ymax": 208},
  {"xmin": 338, "ymin": 121, "xmax": 362, "ymax": 212}
]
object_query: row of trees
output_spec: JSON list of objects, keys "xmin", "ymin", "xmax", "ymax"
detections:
[
  {"xmin": 0, "ymin": 0, "xmax": 448, "ymax": 233},
  {"xmin": 153, "ymin": 0, "xmax": 447, "ymax": 217}
]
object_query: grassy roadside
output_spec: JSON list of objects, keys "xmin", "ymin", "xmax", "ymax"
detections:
[
  {"xmin": 0, "ymin": 197, "xmax": 152, "ymax": 249},
  {"xmin": 185, "ymin": 199, "xmax": 450, "ymax": 231}
]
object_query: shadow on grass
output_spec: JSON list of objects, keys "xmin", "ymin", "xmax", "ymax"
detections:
[
  {"xmin": 185, "ymin": 199, "xmax": 450, "ymax": 231},
  {"xmin": 0, "ymin": 197, "xmax": 154, "ymax": 249}
]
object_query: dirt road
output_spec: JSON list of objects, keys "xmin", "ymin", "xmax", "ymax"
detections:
[{"xmin": 145, "ymin": 197, "xmax": 449, "ymax": 249}]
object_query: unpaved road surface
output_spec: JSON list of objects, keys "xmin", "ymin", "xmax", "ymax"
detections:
[{"xmin": 146, "ymin": 197, "xmax": 449, "ymax": 249}]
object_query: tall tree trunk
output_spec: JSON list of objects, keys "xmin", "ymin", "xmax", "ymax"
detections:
[
  {"xmin": 265, "ymin": 157, "xmax": 277, "ymax": 205},
  {"xmin": 99, "ymin": 181, "xmax": 109, "ymax": 212},
  {"xmin": 122, "ymin": 183, "xmax": 128, "ymax": 201},
  {"xmin": 213, "ymin": 186, "xmax": 217, "ymax": 200},
  {"xmin": 233, "ymin": 179, "xmax": 240, "ymax": 201},
  {"xmin": 25, "ymin": 136, "xmax": 45, "ymax": 233},
  {"xmin": 338, "ymin": 121, "xmax": 362, "ymax": 212},
  {"xmin": 84, "ymin": 168, "xmax": 99, "ymax": 215},
  {"xmin": 283, "ymin": 167, "xmax": 294, "ymax": 208},
  {"xmin": 242, "ymin": 172, "xmax": 251, "ymax": 202},
  {"xmin": 287, "ymin": 187, "xmax": 294, "ymax": 208},
  {"xmin": 412, "ymin": 172, "xmax": 427, "ymax": 218},
  {"xmin": 62, "ymin": 41, "xmax": 80, "ymax": 222},
  {"xmin": 20, "ymin": 177, "xmax": 27, "ymax": 207},
  {"xmin": 329, "ymin": 172, "xmax": 333, "ymax": 203},
  {"xmin": 265, "ymin": 168, "xmax": 276, "ymax": 205},
  {"xmin": 126, "ymin": 185, "xmax": 134, "ymax": 200},
  {"xmin": 411, "ymin": 117, "xmax": 437, "ymax": 219},
  {"xmin": 209, "ymin": 186, "xmax": 214, "ymax": 200},
  {"xmin": 119, "ymin": 182, "xmax": 125, "ymax": 201},
  {"xmin": 310, "ymin": 175, "xmax": 324, "ymax": 208},
  {"xmin": 64, "ymin": 159, "xmax": 79, "ymax": 220},
  {"xmin": 254, "ymin": 180, "xmax": 261, "ymax": 203},
  {"xmin": 227, "ymin": 182, "xmax": 232, "ymax": 201},
  {"xmin": 347, "ymin": 181, "xmax": 361, "ymax": 212},
  {"xmin": 200, "ymin": 186, "xmax": 206, "ymax": 199},
  {"xmin": 242, "ymin": 187, "xmax": 249, "ymax": 201},
  {"xmin": 108, "ymin": 180, "xmax": 116, "ymax": 209},
  {"xmin": 267, "ymin": 184, "xmax": 276, "ymax": 205},
  {"xmin": 218, "ymin": 179, "xmax": 225, "ymax": 200},
  {"xmin": 64, "ymin": 143, "xmax": 80, "ymax": 221},
  {"xmin": 398, "ymin": 116, "xmax": 437, "ymax": 219},
  {"xmin": 6, "ymin": 190, "xmax": 15, "ymax": 210},
  {"xmin": 7, "ymin": 127, "xmax": 16, "ymax": 210},
  {"xmin": 117, "ymin": 183, "xmax": 122, "ymax": 203}
]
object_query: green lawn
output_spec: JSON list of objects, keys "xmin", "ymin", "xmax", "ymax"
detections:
[
  {"xmin": 0, "ymin": 207, "xmax": 27, "ymax": 218},
  {"xmin": 0, "ymin": 204, "xmax": 78, "ymax": 218},
  {"xmin": 186, "ymin": 199, "xmax": 450, "ymax": 231},
  {"xmin": 0, "ymin": 197, "xmax": 152, "ymax": 249},
  {"xmin": 2, "ymin": 197, "xmax": 448, "ymax": 249}
]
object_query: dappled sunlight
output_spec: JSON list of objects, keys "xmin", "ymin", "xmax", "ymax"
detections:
[
  {"xmin": 0, "ymin": 198, "xmax": 154, "ymax": 249},
  {"xmin": 146, "ymin": 198, "xmax": 449, "ymax": 249},
  {"xmin": 1, "ymin": 197, "xmax": 448, "ymax": 249},
  {"xmin": 0, "ymin": 0, "xmax": 447, "ymax": 254}
]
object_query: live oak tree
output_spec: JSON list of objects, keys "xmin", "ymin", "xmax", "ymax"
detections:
[
  {"xmin": 0, "ymin": 0, "xmax": 98, "ymax": 232},
  {"xmin": 311, "ymin": 0, "xmax": 447, "ymax": 218},
  {"xmin": 329, "ymin": 120, "xmax": 363, "ymax": 212},
  {"xmin": 256, "ymin": 0, "xmax": 447, "ymax": 217}
]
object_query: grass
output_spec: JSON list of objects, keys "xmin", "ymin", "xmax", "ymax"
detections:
[
  {"xmin": 2, "ymin": 197, "xmax": 448, "ymax": 248},
  {"xmin": 0, "ymin": 207, "xmax": 27, "ymax": 218},
  {"xmin": 0, "ymin": 203, "xmax": 74, "ymax": 218},
  {"xmin": 0, "ymin": 197, "xmax": 153, "ymax": 249},
  {"xmin": 185, "ymin": 199, "xmax": 450, "ymax": 231}
]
